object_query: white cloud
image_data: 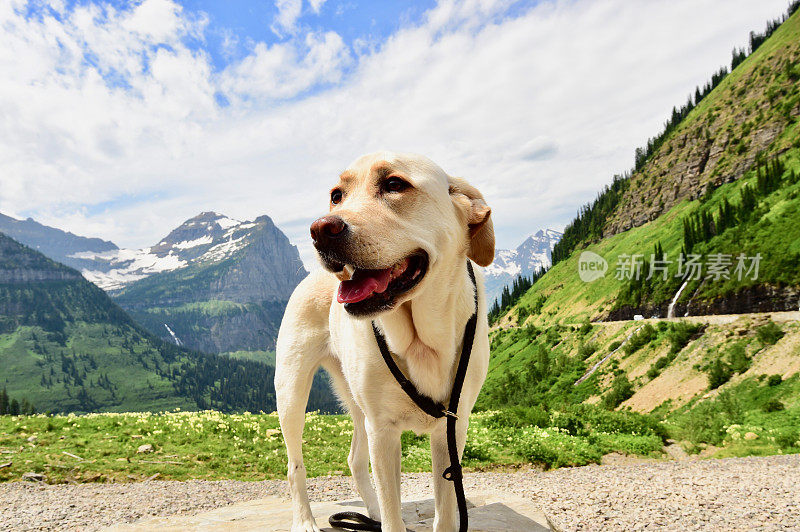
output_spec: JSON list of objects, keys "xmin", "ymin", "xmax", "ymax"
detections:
[
  {"xmin": 272, "ymin": 0, "xmax": 303, "ymax": 36},
  {"xmin": 219, "ymin": 27, "xmax": 239, "ymax": 60},
  {"xmin": 272, "ymin": 0, "xmax": 327, "ymax": 36},
  {"xmin": 515, "ymin": 136, "xmax": 558, "ymax": 161},
  {"xmin": 0, "ymin": 0, "xmax": 791, "ymax": 270},
  {"xmin": 308, "ymin": 0, "xmax": 327, "ymax": 14},
  {"xmin": 219, "ymin": 30, "xmax": 351, "ymax": 100},
  {"xmin": 123, "ymin": 0, "xmax": 189, "ymax": 41}
]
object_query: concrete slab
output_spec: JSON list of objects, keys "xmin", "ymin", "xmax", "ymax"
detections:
[{"xmin": 105, "ymin": 492, "xmax": 551, "ymax": 531}]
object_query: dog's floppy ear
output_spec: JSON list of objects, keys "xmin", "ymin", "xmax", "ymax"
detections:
[{"xmin": 449, "ymin": 176, "xmax": 495, "ymax": 267}]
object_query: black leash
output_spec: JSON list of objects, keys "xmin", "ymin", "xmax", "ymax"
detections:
[
  {"xmin": 328, "ymin": 511, "xmax": 382, "ymax": 531},
  {"xmin": 330, "ymin": 261, "xmax": 478, "ymax": 532}
]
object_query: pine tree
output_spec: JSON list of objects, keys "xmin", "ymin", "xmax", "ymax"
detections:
[
  {"xmin": 683, "ymin": 218, "xmax": 695, "ymax": 252},
  {"xmin": 0, "ymin": 388, "xmax": 8, "ymax": 415}
]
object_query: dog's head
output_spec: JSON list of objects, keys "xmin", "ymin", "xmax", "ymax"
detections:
[{"xmin": 311, "ymin": 152, "xmax": 494, "ymax": 317}]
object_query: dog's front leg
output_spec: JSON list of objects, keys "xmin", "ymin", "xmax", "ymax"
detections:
[
  {"xmin": 366, "ymin": 420, "xmax": 405, "ymax": 532},
  {"xmin": 348, "ymin": 406, "xmax": 381, "ymax": 520},
  {"xmin": 276, "ymin": 358, "xmax": 322, "ymax": 532},
  {"xmin": 430, "ymin": 417, "xmax": 468, "ymax": 532}
]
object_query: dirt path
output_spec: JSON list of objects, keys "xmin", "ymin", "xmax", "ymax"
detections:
[{"xmin": 2, "ymin": 454, "xmax": 799, "ymax": 531}]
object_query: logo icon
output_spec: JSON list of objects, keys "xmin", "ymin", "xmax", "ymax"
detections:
[{"xmin": 578, "ymin": 251, "xmax": 607, "ymax": 283}]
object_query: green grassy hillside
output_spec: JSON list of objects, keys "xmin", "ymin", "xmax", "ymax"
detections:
[
  {"xmin": 482, "ymin": 6, "xmax": 800, "ymax": 463},
  {"xmin": 124, "ymin": 299, "xmax": 286, "ymax": 355},
  {"xmin": 499, "ymin": 149, "xmax": 800, "ymax": 326},
  {"xmin": 481, "ymin": 314, "xmax": 800, "ymax": 458},
  {"xmin": 0, "ymin": 323, "xmax": 196, "ymax": 413},
  {"xmin": 503, "ymin": 8, "xmax": 800, "ymax": 326},
  {"xmin": 0, "ymin": 233, "xmax": 338, "ymax": 414},
  {"xmin": 554, "ymin": 7, "xmax": 800, "ymax": 263},
  {"xmin": 607, "ymin": 9, "xmax": 800, "ymax": 230}
]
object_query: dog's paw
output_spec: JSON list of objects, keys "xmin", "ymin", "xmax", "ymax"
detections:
[
  {"xmin": 432, "ymin": 515, "xmax": 459, "ymax": 532},
  {"xmin": 366, "ymin": 505, "xmax": 381, "ymax": 522},
  {"xmin": 290, "ymin": 520, "xmax": 322, "ymax": 532}
]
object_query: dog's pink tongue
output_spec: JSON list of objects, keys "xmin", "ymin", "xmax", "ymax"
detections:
[{"xmin": 337, "ymin": 268, "xmax": 392, "ymax": 304}]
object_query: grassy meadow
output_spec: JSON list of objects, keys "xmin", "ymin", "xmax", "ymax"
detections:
[
  {"xmin": 2, "ymin": 381, "xmax": 796, "ymax": 485},
  {"xmin": 0, "ymin": 407, "xmax": 669, "ymax": 484}
]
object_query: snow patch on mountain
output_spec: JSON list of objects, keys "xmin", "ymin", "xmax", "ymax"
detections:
[
  {"xmin": 215, "ymin": 217, "xmax": 240, "ymax": 230},
  {"xmin": 202, "ymin": 234, "xmax": 248, "ymax": 262},
  {"xmin": 484, "ymin": 249, "xmax": 523, "ymax": 278},
  {"xmin": 75, "ymin": 247, "xmax": 189, "ymax": 290},
  {"xmin": 173, "ymin": 235, "xmax": 214, "ymax": 249},
  {"xmin": 76, "ymin": 212, "xmax": 273, "ymax": 290}
]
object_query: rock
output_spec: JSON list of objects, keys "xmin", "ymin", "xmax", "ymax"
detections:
[
  {"xmin": 22, "ymin": 472, "xmax": 46, "ymax": 482},
  {"xmin": 744, "ymin": 432, "xmax": 759, "ymax": 441},
  {"xmin": 698, "ymin": 445, "xmax": 719, "ymax": 458},
  {"xmin": 664, "ymin": 444, "xmax": 689, "ymax": 461},
  {"xmin": 137, "ymin": 444, "xmax": 154, "ymax": 454}
]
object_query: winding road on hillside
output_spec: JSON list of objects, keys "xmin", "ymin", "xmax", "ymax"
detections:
[
  {"xmin": 596, "ymin": 310, "xmax": 800, "ymax": 327},
  {"xmin": 571, "ymin": 311, "xmax": 800, "ymax": 385}
]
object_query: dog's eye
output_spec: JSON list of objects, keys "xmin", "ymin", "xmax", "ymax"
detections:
[
  {"xmin": 383, "ymin": 177, "xmax": 410, "ymax": 193},
  {"xmin": 330, "ymin": 189, "xmax": 343, "ymax": 205}
]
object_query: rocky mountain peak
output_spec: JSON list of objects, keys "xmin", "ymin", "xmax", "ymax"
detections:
[
  {"xmin": 516, "ymin": 229, "xmax": 563, "ymax": 262},
  {"xmin": 77, "ymin": 212, "xmax": 305, "ymax": 292},
  {"xmin": 254, "ymin": 214, "xmax": 275, "ymax": 224},
  {"xmin": 150, "ymin": 212, "xmax": 241, "ymax": 258}
]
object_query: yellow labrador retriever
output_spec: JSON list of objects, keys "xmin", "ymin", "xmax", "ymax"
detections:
[{"xmin": 275, "ymin": 152, "xmax": 493, "ymax": 532}]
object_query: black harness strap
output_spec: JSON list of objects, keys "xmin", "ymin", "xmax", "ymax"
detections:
[
  {"xmin": 371, "ymin": 321, "xmax": 450, "ymax": 420},
  {"xmin": 330, "ymin": 261, "xmax": 478, "ymax": 532}
]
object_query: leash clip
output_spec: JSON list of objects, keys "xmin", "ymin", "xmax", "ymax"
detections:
[
  {"xmin": 442, "ymin": 409, "xmax": 459, "ymax": 419},
  {"xmin": 442, "ymin": 463, "xmax": 463, "ymax": 482}
]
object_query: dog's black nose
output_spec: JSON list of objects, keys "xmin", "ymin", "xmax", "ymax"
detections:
[{"xmin": 310, "ymin": 215, "xmax": 347, "ymax": 246}]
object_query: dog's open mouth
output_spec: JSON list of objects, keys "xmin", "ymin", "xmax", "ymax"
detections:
[{"xmin": 336, "ymin": 251, "xmax": 428, "ymax": 314}]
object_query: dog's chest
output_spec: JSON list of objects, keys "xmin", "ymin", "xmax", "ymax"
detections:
[{"xmin": 331, "ymin": 326, "xmax": 446, "ymax": 431}]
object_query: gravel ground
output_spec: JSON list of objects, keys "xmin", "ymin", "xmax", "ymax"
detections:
[{"xmin": 2, "ymin": 454, "xmax": 799, "ymax": 531}]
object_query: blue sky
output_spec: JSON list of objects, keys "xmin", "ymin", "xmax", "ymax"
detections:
[
  {"xmin": 182, "ymin": 0, "xmax": 437, "ymax": 70},
  {"xmin": 0, "ymin": 0, "xmax": 791, "ymax": 267}
]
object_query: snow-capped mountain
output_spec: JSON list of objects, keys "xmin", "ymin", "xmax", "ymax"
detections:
[
  {"xmin": 484, "ymin": 228, "xmax": 562, "ymax": 304},
  {"xmin": 108, "ymin": 211, "xmax": 307, "ymax": 354},
  {"xmin": 77, "ymin": 212, "xmax": 277, "ymax": 290}
]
